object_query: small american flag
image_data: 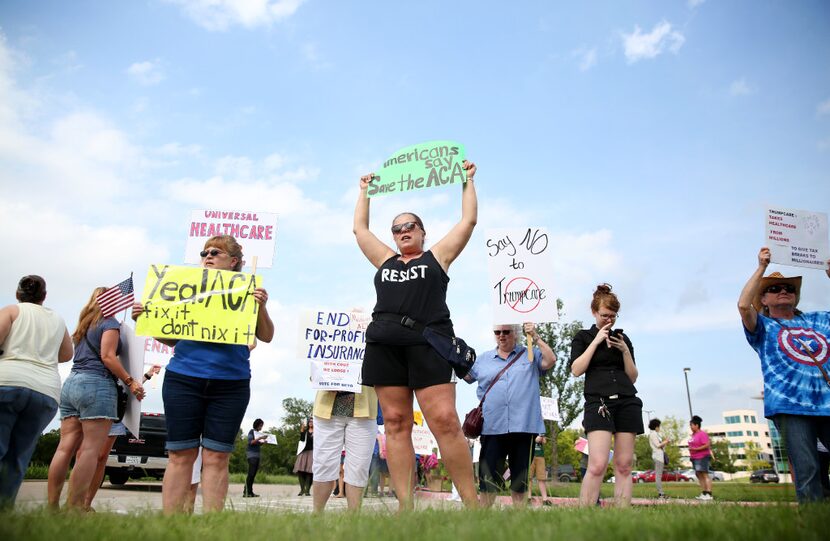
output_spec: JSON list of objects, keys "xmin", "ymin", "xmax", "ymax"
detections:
[{"xmin": 97, "ymin": 275, "xmax": 135, "ymax": 318}]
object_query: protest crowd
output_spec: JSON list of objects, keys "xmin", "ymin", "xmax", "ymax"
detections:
[{"xmin": 1, "ymin": 155, "xmax": 829, "ymax": 515}]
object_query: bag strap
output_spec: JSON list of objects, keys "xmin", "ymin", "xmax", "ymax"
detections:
[
  {"xmin": 771, "ymin": 317, "xmax": 830, "ymax": 388},
  {"xmin": 478, "ymin": 347, "xmax": 527, "ymax": 406}
]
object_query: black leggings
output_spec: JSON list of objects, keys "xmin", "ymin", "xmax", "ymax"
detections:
[
  {"xmin": 245, "ymin": 457, "xmax": 260, "ymax": 495},
  {"xmin": 297, "ymin": 471, "xmax": 313, "ymax": 494}
]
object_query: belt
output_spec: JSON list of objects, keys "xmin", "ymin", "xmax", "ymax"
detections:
[{"xmin": 372, "ymin": 313, "xmax": 426, "ymax": 333}]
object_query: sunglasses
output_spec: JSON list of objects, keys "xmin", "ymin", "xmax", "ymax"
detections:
[
  {"xmin": 765, "ymin": 284, "xmax": 796, "ymax": 294},
  {"xmin": 493, "ymin": 329, "xmax": 512, "ymax": 336},
  {"xmin": 200, "ymin": 249, "xmax": 225, "ymax": 258},
  {"xmin": 391, "ymin": 221, "xmax": 419, "ymax": 234}
]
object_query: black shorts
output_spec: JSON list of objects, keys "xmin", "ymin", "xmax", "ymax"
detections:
[
  {"xmin": 362, "ymin": 342, "xmax": 453, "ymax": 389},
  {"xmin": 478, "ymin": 432, "xmax": 535, "ymax": 494},
  {"xmin": 582, "ymin": 395, "xmax": 644, "ymax": 435}
]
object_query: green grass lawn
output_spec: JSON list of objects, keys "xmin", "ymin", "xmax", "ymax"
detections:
[
  {"xmin": 541, "ymin": 480, "xmax": 796, "ymax": 502},
  {"xmin": 1, "ymin": 505, "xmax": 825, "ymax": 541}
]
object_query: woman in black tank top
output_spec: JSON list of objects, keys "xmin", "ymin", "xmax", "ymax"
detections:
[{"xmin": 353, "ymin": 159, "xmax": 479, "ymax": 510}]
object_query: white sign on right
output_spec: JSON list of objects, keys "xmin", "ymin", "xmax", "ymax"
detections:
[
  {"xmin": 765, "ymin": 207, "xmax": 829, "ymax": 270},
  {"xmin": 540, "ymin": 396, "xmax": 560, "ymax": 422},
  {"xmin": 485, "ymin": 227, "xmax": 556, "ymax": 324}
]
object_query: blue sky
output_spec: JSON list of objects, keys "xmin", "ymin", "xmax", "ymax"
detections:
[{"xmin": 1, "ymin": 0, "xmax": 829, "ymax": 433}]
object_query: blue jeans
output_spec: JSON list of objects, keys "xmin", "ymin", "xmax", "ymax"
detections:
[
  {"xmin": 0, "ymin": 386, "xmax": 58, "ymax": 506},
  {"xmin": 162, "ymin": 370, "xmax": 250, "ymax": 453},
  {"xmin": 59, "ymin": 371, "xmax": 117, "ymax": 420},
  {"xmin": 772, "ymin": 414, "xmax": 830, "ymax": 503}
]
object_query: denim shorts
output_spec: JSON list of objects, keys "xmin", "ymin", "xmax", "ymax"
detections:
[
  {"xmin": 691, "ymin": 456, "xmax": 711, "ymax": 472},
  {"xmin": 162, "ymin": 370, "xmax": 250, "ymax": 453},
  {"xmin": 59, "ymin": 371, "xmax": 117, "ymax": 421}
]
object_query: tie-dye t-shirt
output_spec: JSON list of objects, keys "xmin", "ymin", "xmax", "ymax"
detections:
[{"xmin": 744, "ymin": 312, "xmax": 830, "ymax": 418}]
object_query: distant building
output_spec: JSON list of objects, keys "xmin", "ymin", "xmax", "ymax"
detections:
[{"xmin": 678, "ymin": 409, "xmax": 777, "ymax": 469}]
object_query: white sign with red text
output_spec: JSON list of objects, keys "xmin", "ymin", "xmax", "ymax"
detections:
[
  {"xmin": 765, "ymin": 206, "xmax": 829, "ymax": 270},
  {"xmin": 486, "ymin": 227, "xmax": 556, "ymax": 324},
  {"xmin": 185, "ymin": 209, "xmax": 278, "ymax": 269}
]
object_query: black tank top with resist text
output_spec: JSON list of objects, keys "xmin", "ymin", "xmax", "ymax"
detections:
[{"xmin": 367, "ymin": 250, "xmax": 453, "ymax": 344}]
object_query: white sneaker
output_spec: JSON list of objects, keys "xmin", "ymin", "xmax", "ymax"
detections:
[{"xmin": 695, "ymin": 493, "xmax": 712, "ymax": 501}]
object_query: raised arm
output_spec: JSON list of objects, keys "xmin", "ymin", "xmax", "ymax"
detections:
[
  {"xmin": 353, "ymin": 173, "xmax": 395, "ymax": 269},
  {"xmin": 100, "ymin": 328, "xmax": 145, "ymax": 400},
  {"xmin": 524, "ymin": 322, "xmax": 556, "ymax": 370},
  {"xmin": 253, "ymin": 287, "xmax": 274, "ymax": 342},
  {"xmin": 738, "ymin": 247, "xmax": 770, "ymax": 333},
  {"xmin": 570, "ymin": 324, "xmax": 610, "ymax": 377},
  {"xmin": 431, "ymin": 160, "xmax": 478, "ymax": 271}
]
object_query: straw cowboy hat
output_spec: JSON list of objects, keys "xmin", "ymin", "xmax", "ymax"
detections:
[{"xmin": 752, "ymin": 271, "xmax": 802, "ymax": 313}]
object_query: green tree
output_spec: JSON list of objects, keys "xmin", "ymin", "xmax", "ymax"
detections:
[
  {"xmin": 554, "ymin": 428, "xmax": 582, "ymax": 471},
  {"xmin": 710, "ymin": 438, "xmax": 737, "ymax": 473},
  {"xmin": 634, "ymin": 434, "xmax": 654, "ymax": 471},
  {"xmin": 656, "ymin": 415, "xmax": 686, "ymax": 470},
  {"xmin": 744, "ymin": 441, "xmax": 771, "ymax": 472},
  {"xmin": 536, "ymin": 299, "xmax": 584, "ymax": 472},
  {"xmin": 29, "ymin": 429, "xmax": 61, "ymax": 466}
]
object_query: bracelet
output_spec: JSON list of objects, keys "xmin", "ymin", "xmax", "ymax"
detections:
[
  {"xmin": 124, "ymin": 376, "xmax": 135, "ymax": 386},
  {"xmin": 144, "ymin": 372, "xmax": 153, "ymax": 380}
]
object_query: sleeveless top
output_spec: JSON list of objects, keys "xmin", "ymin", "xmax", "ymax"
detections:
[
  {"xmin": 367, "ymin": 250, "xmax": 453, "ymax": 344},
  {"xmin": 0, "ymin": 303, "xmax": 66, "ymax": 403}
]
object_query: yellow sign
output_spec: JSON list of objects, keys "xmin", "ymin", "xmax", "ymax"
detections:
[{"xmin": 135, "ymin": 264, "xmax": 260, "ymax": 345}]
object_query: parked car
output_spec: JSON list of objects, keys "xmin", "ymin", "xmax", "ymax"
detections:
[
  {"xmin": 749, "ymin": 469, "xmax": 779, "ymax": 483},
  {"xmin": 105, "ymin": 412, "xmax": 168, "ymax": 485},
  {"xmin": 547, "ymin": 464, "xmax": 580, "ymax": 482},
  {"xmin": 681, "ymin": 469, "xmax": 725, "ymax": 481},
  {"xmin": 635, "ymin": 470, "xmax": 691, "ymax": 483},
  {"xmin": 556, "ymin": 464, "xmax": 579, "ymax": 482}
]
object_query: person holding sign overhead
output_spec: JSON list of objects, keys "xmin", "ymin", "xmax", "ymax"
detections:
[
  {"xmin": 570, "ymin": 284, "xmax": 642, "ymax": 507},
  {"xmin": 353, "ymin": 159, "xmax": 478, "ymax": 510},
  {"xmin": 738, "ymin": 246, "xmax": 830, "ymax": 504},
  {"xmin": 132, "ymin": 235, "xmax": 274, "ymax": 513}
]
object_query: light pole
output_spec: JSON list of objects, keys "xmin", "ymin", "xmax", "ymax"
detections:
[
  {"xmin": 643, "ymin": 409, "xmax": 654, "ymax": 420},
  {"xmin": 683, "ymin": 367, "xmax": 693, "ymax": 418}
]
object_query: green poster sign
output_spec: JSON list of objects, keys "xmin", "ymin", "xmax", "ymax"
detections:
[{"xmin": 367, "ymin": 140, "xmax": 467, "ymax": 198}]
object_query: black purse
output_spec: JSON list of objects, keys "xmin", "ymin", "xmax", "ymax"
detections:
[{"xmin": 372, "ymin": 313, "xmax": 476, "ymax": 378}]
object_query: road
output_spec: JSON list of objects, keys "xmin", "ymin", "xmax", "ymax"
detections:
[{"xmin": 14, "ymin": 480, "xmax": 424, "ymax": 514}]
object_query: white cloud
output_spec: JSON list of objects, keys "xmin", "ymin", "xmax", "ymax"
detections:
[
  {"xmin": 818, "ymin": 97, "xmax": 830, "ymax": 116},
  {"xmin": 621, "ymin": 21, "xmax": 685, "ymax": 63},
  {"xmin": 166, "ymin": 0, "xmax": 306, "ymax": 31},
  {"xmin": 572, "ymin": 47, "xmax": 597, "ymax": 71},
  {"xmin": 126, "ymin": 59, "xmax": 165, "ymax": 86},
  {"xmin": 157, "ymin": 142, "xmax": 202, "ymax": 156},
  {"xmin": 729, "ymin": 78, "xmax": 754, "ymax": 96},
  {"xmin": 688, "ymin": 0, "xmax": 706, "ymax": 8}
]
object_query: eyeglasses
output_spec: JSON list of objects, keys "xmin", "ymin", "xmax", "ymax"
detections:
[
  {"xmin": 391, "ymin": 221, "xmax": 419, "ymax": 235},
  {"xmin": 764, "ymin": 284, "xmax": 796, "ymax": 294},
  {"xmin": 598, "ymin": 313, "xmax": 617, "ymax": 320},
  {"xmin": 493, "ymin": 330, "xmax": 512, "ymax": 336},
  {"xmin": 200, "ymin": 249, "xmax": 225, "ymax": 258}
]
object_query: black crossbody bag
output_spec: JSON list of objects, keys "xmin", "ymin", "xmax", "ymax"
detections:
[{"xmin": 372, "ymin": 313, "xmax": 476, "ymax": 379}]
